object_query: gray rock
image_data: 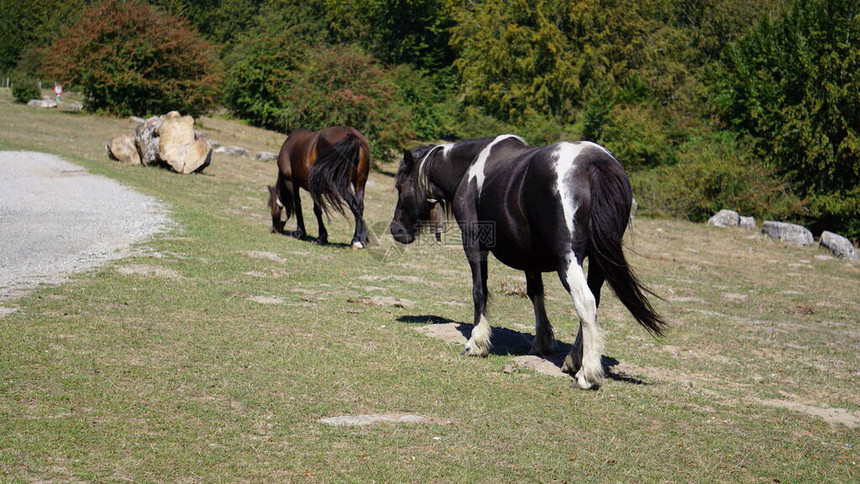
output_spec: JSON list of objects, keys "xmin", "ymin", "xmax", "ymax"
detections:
[
  {"xmin": 708, "ymin": 209, "xmax": 739, "ymax": 227},
  {"xmin": 819, "ymin": 231, "xmax": 857, "ymax": 260},
  {"xmin": 739, "ymin": 216, "xmax": 756, "ymax": 229},
  {"xmin": 256, "ymin": 151, "xmax": 278, "ymax": 162},
  {"xmin": 214, "ymin": 145, "xmax": 248, "ymax": 157},
  {"xmin": 27, "ymin": 99, "xmax": 57, "ymax": 108},
  {"xmin": 761, "ymin": 221, "xmax": 814, "ymax": 246},
  {"xmin": 134, "ymin": 116, "xmax": 162, "ymax": 166}
]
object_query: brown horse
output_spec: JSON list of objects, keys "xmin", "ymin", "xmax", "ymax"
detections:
[{"xmin": 268, "ymin": 126, "xmax": 370, "ymax": 248}]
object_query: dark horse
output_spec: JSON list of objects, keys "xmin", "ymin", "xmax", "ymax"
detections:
[
  {"xmin": 390, "ymin": 135, "xmax": 666, "ymax": 389},
  {"xmin": 268, "ymin": 126, "xmax": 370, "ymax": 248}
]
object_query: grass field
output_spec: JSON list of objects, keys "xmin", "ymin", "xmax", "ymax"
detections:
[{"xmin": 0, "ymin": 90, "xmax": 857, "ymax": 483}]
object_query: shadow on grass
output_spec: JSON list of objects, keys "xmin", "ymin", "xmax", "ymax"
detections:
[
  {"xmin": 396, "ymin": 315, "xmax": 647, "ymax": 385},
  {"xmin": 276, "ymin": 230, "xmax": 353, "ymax": 248}
]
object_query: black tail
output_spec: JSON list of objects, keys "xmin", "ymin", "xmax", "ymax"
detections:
[
  {"xmin": 308, "ymin": 133, "xmax": 360, "ymax": 217},
  {"xmin": 270, "ymin": 173, "xmax": 295, "ymax": 221},
  {"xmin": 587, "ymin": 157, "xmax": 667, "ymax": 336}
]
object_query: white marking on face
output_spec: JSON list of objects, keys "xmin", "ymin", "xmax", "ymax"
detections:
[
  {"xmin": 554, "ymin": 142, "xmax": 587, "ymax": 235},
  {"xmin": 468, "ymin": 134, "xmax": 526, "ymax": 194}
]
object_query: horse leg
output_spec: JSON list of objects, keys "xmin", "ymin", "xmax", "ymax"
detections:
[
  {"xmin": 563, "ymin": 261, "xmax": 606, "ymax": 374},
  {"xmin": 559, "ymin": 255, "xmax": 604, "ymax": 390},
  {"xmin": 462, "ymin": 249, "xmax": 491, "ymax": 357},
  {"xmin": 292, "ymin": 181, "xmax": 306, "ymax": 240},
  {"xmin": 344, "ymin": 187, "xmax": 367, "ymax": 248},
  {"xmin": 313, "ymin": 201, "xmax": 328, "ymax": 245},
  {"xmin": 527, "ymin": 271, "xmax": 554, "ymax": 355}
]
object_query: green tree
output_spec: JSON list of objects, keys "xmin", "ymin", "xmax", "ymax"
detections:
[
  {"xmin": 451, "ymin": 0, "xmax": 579, "ymax": 123},
  {"xmin": 714, "ymin": 0, "xmax": 860, "ymax": 237},
  {"xmin": 0, "ymin": 0, "xmax": 86, "ymax": 73},
  {"xmin": 324, "ymin": 0, "xmax": 456, "ymax": 70},
  {"xmin": 148, "ymin": 0, "xmax": 264, "ymax": 49}
]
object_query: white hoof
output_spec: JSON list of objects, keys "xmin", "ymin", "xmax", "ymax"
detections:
[{"xmin": 461, "ymin": 344, "xmax": 488, "ymax": 357}]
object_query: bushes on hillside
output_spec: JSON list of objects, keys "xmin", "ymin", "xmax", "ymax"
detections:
[
  {"xmin": 40, "ymin": 0, "xmax": 220, "ymax": 116},
  {"xmin": 632, "ymin": 132, "xmax": 805, "ymax": 223}
]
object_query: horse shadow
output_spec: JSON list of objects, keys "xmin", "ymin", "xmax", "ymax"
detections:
[
  {"xmin": 396, "ymin": 315, "xmax": 647, "ymax": 385},
  {"xmin": 277, "ymin": 230, "xmax": 353, "ymax": 249}
]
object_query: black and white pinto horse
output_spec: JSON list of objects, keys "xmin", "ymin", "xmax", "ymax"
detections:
[{"xmin": 390, "ymin": 135, "xmax": 666, "ymax": 389}]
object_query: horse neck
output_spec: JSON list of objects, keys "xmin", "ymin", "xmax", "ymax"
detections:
[{"xmin": 426, "ymin": 138, "xmax": 497, "ymax": 201}]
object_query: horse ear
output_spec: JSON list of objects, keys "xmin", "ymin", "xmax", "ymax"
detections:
[{"xmin": 403, "ymin": 149, "xmax": 415, "ymax": 165}]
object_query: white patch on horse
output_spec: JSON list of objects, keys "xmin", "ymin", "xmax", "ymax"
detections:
[
  {"xmin": 553, "ymin": 142, "xmax": 587, "ymax": 236},
  {"xmin": 441, "ymin": 143, "xmax": 454, "ymax": 159},
  {"xmin": 468, "ymin": 134, "xmax": 525, "ymax": 194},
  {"xmin": 563, "ymin": 253, "xmax": 604, "ymax": 389},
  {"xmin": 465, "ymin": 313, "xmax": 492, "ymax": 356}
]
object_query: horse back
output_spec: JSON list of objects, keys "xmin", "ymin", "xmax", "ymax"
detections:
[{"xmin": 477, "ymin": 142, "xmax": 621, "ymax": 270}]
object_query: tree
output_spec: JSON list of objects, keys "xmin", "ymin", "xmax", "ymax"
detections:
[
  {"xmin": 451, "ymin": 0, "xmax": 580, "ymax": 123},
  {"xmin": 0, "ymin": 0, "xmax": 86, "ymax": 74},
  {"xmin": 714, "ymin": 0, "xmax": 860, "ymax": 237},
  {"xmin": 324, "ymin": 0, "xmax": 456, "ymax": 70},
  {"xmin": 41, "ymin": 0, "xmax": 220, "ymax": 116}
]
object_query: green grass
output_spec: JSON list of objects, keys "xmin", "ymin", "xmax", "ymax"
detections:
[{"xmin": 0, "ymin": 89, "xmax": 857, "ymax": 482}]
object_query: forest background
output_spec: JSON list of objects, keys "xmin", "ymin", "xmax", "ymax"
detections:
[{"xmin": 1, "ymin": 0, "xmax": 858, "ymax": 240}]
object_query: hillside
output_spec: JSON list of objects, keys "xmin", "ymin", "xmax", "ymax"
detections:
[{"xmin": 0, "ymin": 92, "xmax": 857, "ymax": 482}]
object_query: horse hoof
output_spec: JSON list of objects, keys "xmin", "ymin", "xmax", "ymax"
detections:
[
  {"xmin": 460, "ymin": 345, "xmax": 487, "ymax": 357},
  {"xmin": 315, "ymin": 238, "xmax": 328, "ymax": 246},
  {"xmin": 571, "ymin": 369, "xmax": 601, "ymax": 390},
  {"xmin": 292, "ymin": 231, "xmax": 305, "ymax": 240},
  {"xmin": 561, "ymin": 357, "xmax": 575, "ymax": 375},
  {"xmin": 351, "ymin": 241, "xmax": 365, "ymax": 250}
]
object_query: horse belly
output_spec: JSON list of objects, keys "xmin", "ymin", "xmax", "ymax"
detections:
[
  {"xmin": 489, "ymin": 234, "xmax": 557, "ymax": 272},
  {"xmin": 476, "ymin": 211, "xmax": 557, "ymax": 271}
]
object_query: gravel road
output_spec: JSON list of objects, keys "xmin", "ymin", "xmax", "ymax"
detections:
[{"xmin": 0, "ymin": 151, "xmax": 170, "ymax": 308}]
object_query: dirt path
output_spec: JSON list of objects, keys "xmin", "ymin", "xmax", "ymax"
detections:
[{"xmin": 0, "ymin": 151, "xmax": 170, "ymax": 310}]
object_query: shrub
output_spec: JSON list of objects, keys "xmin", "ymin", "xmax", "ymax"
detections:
[
  {"xmin": 40, "ymin": 0, "xmax": 220, "ymax": 117},
  {"xmin": 11, "ymin": 78, "xmax": 41, "ymax": 103},
  {"xmin": 391, "ymin": 65, "xmax": 449, "ymax": 141},
  {"xmin": 631, "ymin": 132, "xmax": 805, "ymax": 223},
  {"xmin": 599, "ymin": 104, "xmax": 679, "ymax": 171}
]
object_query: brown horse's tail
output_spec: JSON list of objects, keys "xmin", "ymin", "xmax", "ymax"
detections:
[
  {"xmin": 309, "ymin": 133, "xmax": 361, "ymax": 217},
  {"xmin": 269, "ymin": 173, "xmax": 295, "ymax": 220}
]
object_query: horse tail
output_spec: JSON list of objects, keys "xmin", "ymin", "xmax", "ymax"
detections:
[
  {"xmin": 308, "ymin": 133, "xmax": 361, "ymax": 217},
  {"xmin": 587, "ymin": 154, "xmax": 666, "ymax": 336},
  {"xmin": 272, "ymin": 172, "xmax": 295, "ymax": 221}
]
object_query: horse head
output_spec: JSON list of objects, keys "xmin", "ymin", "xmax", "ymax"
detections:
[{"xmin": 390, "ymin": 146, "xmax": 440, "ymax": 244}]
